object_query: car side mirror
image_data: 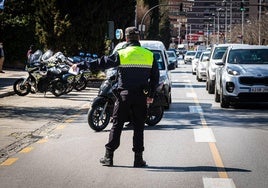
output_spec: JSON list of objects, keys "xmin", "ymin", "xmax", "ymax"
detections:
[
  {"xmin": 215, "ymin": 61, "xmax": 224, "ymax": 66},
  {"xmin": 203, "ymin": 57, "xmax": 209, "ymax": 62}
]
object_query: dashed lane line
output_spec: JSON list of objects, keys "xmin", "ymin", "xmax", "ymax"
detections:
[
  {"xmin": 0, "ymin": 158, "xmax": 18, "ymax": 166},
  {"xmin": 187, "ymin": 85, "xmax": 234, "ymax": 186},
  {"xmin": 19, "ymin": 146, "xmax": 34, "ymax": 153}
]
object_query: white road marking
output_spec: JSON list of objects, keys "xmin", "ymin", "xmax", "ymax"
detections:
[
  {"xmin": 189, "ymin": 105, "xmax": 203, "ymax": 113},
  {"xmin": 186, "ymin": 92, "xmax": 197, "ymax": 98},
  {"xmin": 203, "ymin": 177, "xmax": 236, "ymax": 188},
  {"xmin": 194, "ymin": 128, "xmax": 216, "ymax": 143}
]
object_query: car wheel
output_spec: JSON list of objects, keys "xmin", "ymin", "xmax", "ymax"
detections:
[
  {"xmin": 164, "ymin": 91, "xmax": 171, "ymax": 110},
  {"xmin": 220, "ymin": 87, "xmax": 230, "ymax": 108},
  {"xmin": 208, "ymin": 79, "xmax": 214, "ymax": 94},
  {"xmin": 214, "ymin": 83, "xmax": 220, "ymax": 102},
  {"xmin": 196, "ymin": 73, "xmax": 202, "ymax": 82}
]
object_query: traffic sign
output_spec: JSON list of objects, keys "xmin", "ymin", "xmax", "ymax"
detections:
[{"xmin": 115, "ymin": 29, "xmax": 123, "ymax": 40}]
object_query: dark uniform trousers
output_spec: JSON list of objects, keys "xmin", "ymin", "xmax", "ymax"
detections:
[{"xmin": 105, "ymin": 89, "xmax": 147, "ymax": 153}]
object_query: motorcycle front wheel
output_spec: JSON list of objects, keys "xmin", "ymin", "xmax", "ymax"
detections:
[
  {"xmin": 51, "ymin": 80, "xmax": 65, "ymax": 97},
  {"xmin": 87, "ymin": 100, "xmax": 111, "ymax": 132},
  {"xmin": 74, "ymin": 77, "xmax": 87, "ymax": 91},
  {"xmin": 13, "ymin": 78, "xmax": 31, "ymax": 96},
  {"xmin": 145, "ymin": 106, "xmax": 164, "ymax": 126}
]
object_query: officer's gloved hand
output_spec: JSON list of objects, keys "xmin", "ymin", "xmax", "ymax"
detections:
[
  {"xmin": 77, "ymin": 61, "xmax": 88, "ymax": 70},
  {"xmin": 71, "ymin": 63, "xmax": 79, "ymax": 72},
  {"xmin": 85, "ymin": 59, "xmax": 98, "ymax": 71}
]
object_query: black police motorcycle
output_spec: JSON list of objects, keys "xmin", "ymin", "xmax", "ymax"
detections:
[
  {"xmin": 67, "ymin": 53, "xmax": 93, "ymax": 92},
  {"xmin": 87, "ymin": 67, "xmax": 165, "ymax": 132},
  {"xmin": 13, "ymin": 50, "xmax": 76, "ymax": 97}
]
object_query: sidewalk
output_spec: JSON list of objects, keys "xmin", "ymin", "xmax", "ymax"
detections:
[{"xmin": 0, "ymin": 69, "xmax": 28, "ymax": 98}]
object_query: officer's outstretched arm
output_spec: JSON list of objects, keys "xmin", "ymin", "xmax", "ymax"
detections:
[{"xmin": 90, "ymin": 52, "xmax": 120, "ymax": 70}]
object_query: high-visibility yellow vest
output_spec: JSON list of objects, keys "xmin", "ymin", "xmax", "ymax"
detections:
[{"xmin": 118, "ymin": 46, "xmax": 153, "ymax": 68}]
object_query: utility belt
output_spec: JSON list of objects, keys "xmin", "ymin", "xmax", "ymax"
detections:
[{"xmin": 113, "ymin": 85, "xmax": 150, "ymax": 98}]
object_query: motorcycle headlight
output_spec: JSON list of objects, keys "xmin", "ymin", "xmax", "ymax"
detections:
[
  {"xmin": 99, "ymin": 81, "xmax": 109, "ymax": 91},
  {"xmin": 106, "ymin": 68, "xmax": 117, "ymax": 79}
]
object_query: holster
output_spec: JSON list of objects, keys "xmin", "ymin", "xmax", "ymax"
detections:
[{"xmin": 141, "ymin": 84, "xmax": 150, "ymax": 96}]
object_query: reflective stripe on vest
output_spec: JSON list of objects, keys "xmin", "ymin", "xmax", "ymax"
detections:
[{"xmin": 118, "ymin": 46, "xmax": 153, "ymax": 68}]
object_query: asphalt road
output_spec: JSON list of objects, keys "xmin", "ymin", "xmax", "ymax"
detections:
[{"xmin": 0, "ymin": 63, "xmax": 267, "ymax": 188}]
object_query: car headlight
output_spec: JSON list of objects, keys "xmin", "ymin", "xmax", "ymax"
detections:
[
  {"xmin": 159, "ymin": 75, "xmax": 168, "ymax": 85},
  {"xmin": 227, "ymin": 68, "xmax": 240, "ymax": 75}
]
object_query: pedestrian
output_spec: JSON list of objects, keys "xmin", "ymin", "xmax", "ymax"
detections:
[
  {"xmin": 73, "ymin": 26, "xmax": 159, "ymax": 167},
  {"xmin": 0, "ymin": 42, "xmax": 5, "ymax": 73},
  {"xmin": 26, "ymin": 45, "xmax": 34, "ymax": 63}
]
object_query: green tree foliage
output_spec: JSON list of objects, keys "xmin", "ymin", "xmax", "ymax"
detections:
[
  {"xmin": 34, "ymin": 0, "xmax": 71, "ymax": 51},
  {"xmin": 1, "ymin": 0, "xmax": 137, "ymax": 68},
  {"xmin": 0, "ymin": 0, "xmax": 37, "ymax": 67},
  {"xmin": 159, "ymin": 13, "xmax": 171, "ymax": 49},
  {"xmin": 34, "ymin": 0, "xmax": 137, "ymax": 55},
  {"xmin": 143, "ymin": 0, "xmax": 159, "ymax": 40}
]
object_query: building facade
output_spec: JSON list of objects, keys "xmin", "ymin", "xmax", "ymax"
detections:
[{"xmin": 168, "ymin": 0, "xmax": 268, "ymax": 46}]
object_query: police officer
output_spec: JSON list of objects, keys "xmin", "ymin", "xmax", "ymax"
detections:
[{"xmin": 81, "ymin": 26, "xmax": 159, "ymax": 167}]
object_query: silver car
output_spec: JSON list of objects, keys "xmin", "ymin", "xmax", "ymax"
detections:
[
  {"xmin": 206, "ymin": 44, "xmax": 230, "ymax": 94},
  {"xmin": 196, "ymin": 51, "xmax": 210, "ymax": 81},
  {"xmin": 184, "ymin": 50, "xmax": 196, "ymax": 64},
  {"xmin": 214, "ymin": 44, "xmax": 268, "ymax": 108},
  {"xmin": 191, "ymin": 51, "xmax": 203, "ymax": 75}
]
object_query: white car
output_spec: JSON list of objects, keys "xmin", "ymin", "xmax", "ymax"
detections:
[
  {"xmin": 206, "ymin": 43, "xmax": 236, "ymax": 94},
  {"xmin": 191, "ymin": 51, "xmax": 203, "ymax": 75},
  {"xmin": 196, "ymin": 51, "xmax": 210, "ymax": 81},
  {"xmin": 214, "ymin": 44, "xmax": 268, "ymax": 108},
  {"xmin": 184, "ymin": 50, "xmax": 196, "ymax": 64}
]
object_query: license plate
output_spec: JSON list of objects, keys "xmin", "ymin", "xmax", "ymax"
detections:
[{"xmin": 250, "ymin": 88, "xmax": 268, "ymax": 92}]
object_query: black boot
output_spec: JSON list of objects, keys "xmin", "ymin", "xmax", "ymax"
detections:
[
  {"xmin": 100, "ymin": 149, "xmax": 113, "ymax": 166},
  {"xmin": 134, "ymin": 152, "xmax": 147, "ymax": 167}
]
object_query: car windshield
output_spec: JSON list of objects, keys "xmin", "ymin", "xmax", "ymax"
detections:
[
  {"xmin": 195, "ymin": 51, "xmax": 202, "ymax": 58},
  {"xmin": 167, "ymin": 51, "xmax": 176, "ymax": 58},
  {"xmin": 152, "ymin": 50, "xmax": 165, "ymax": 70},
  {"xmin": 212, "ymin": 47, "xmax": 228, "ymax": 59},
  {"xmin": 201, "ymin": 53, "xmax": 210, "ymax": 62},
  {"xmin": 228, "ymin": 49, "xmax": 268, "ymax": 64},
  {"xmin": 186, "ymin": 51, "xmax": 196, "ymax": 56}
]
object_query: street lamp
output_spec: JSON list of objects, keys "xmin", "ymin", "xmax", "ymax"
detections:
[
  {"xmin": 210, "ymin": 13, "xmax": 216, "ymax": 44},
  {"xmin": 189, "ymin": 24, "xmax": 192, "ymax": 45},
  {"xmin": 229, "ymin": 0, "xmax": 232, "ymax": 42},
  {"xmin": 217, "ymin": 8, "xmax": 223, "ymax": 44},
  {"xmin": 241, "ymin": 0, "xmax": 245, "ymax": 44},
  {"xmin": 177, "ymin": 20, "xmax": 181, "ymax": 44},
  {"xmin": 206, "ymin": 23, "xmax": 209, "ymax": 47},
  {"xmin": 259, "ymin": 0, "xmax": 262, "ymax": 45},
  {"xmin": 185, "ymin": 24, "xmax": 188, "ymax": 49},
  {"xmin": 222, "ymin": 0, "xmax": 228, "ymax": 43}
]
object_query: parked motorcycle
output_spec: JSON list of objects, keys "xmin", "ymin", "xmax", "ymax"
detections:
[
  {"xmin": 87, "ymin": 67, "xmax": 164, "ymax": 132},
  {"xmin": 13, "ymin": 50, "xmax": 76, "ymax": 97},
  {"xmin": 67, "ymin": 55, "xmax": 92, "ymax": 91}
]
